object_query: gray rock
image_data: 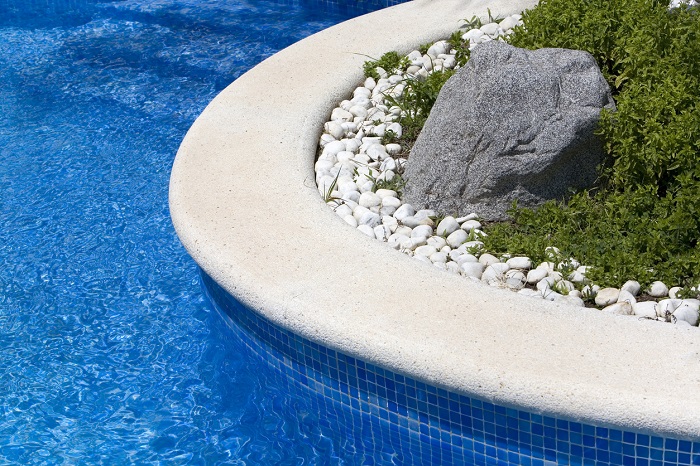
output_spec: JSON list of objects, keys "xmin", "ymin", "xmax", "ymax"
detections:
[{"xmin": 403, "ymin": 41, "xmax": 615, "ymax": 220}]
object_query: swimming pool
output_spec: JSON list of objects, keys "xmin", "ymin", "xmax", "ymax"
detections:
[{"xmin": 0, "ymin": 0, "xmax": 405, "ymax": 463}]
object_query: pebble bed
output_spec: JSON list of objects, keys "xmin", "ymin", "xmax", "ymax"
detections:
[{"xmin": 314, "ymin": 13, "xmax": 700, "ymax": 328}]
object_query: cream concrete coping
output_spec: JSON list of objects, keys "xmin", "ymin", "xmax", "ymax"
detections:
[{"xmin": 169, "ymin": 0, "xmax": 700, "ymax": 440}]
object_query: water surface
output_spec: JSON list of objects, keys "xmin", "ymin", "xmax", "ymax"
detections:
[{"xmin": 0, "ymin": 1, "xmax": 388, "ymax": 463}]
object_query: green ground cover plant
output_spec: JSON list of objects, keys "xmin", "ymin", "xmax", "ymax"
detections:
[
  {"xmin": 487, "ymin": 0, "xmax": 700, "ymax": 290},
  {"xmin": 363, "ymin": 0, "xmax": 700, "ymax": 291}
]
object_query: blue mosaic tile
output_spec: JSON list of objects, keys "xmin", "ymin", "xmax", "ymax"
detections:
[{"xmin": 202, "ymin": 272, "xmax": 699, "ymax": 465}]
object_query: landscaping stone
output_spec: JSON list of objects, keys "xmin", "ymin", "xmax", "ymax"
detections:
[
  {"xmin": 506, "ymin": 256, "xmax": 532, "ymax": 270},
  {"xmin": 632, "ymin": 301, "xmax": 657, "ymax": 319},
  {"xmin": 595, "ymin": 288, "xmax": 620, "ymax": 307},
  {"xmin": 446, "ymin": 229, "xmax": 468, "ymax": 248},
  {"xmin": 402, "ymin": 41, "xmax": 616, "ymax": 221},
  {"xmin": 461, "ymin": 262, "xmax": 485, "ymax": 279},
  {"xmin": 648, "ymin": 281, "xmax": 669, "ymax": 298},
  {"xmin": 526, "ymin": 267, "xmax": 548, "ymax": 285},
  {"xmin": 602, "ymin": 302, "xmax": 633, "ymax": 315},
  {"xmin": 617, "ymin": 290, "xmax": 636, "ymax": 305},
  {"xmin": 436, "ymin": 216, "xmax": 460, "ymax": 236}
]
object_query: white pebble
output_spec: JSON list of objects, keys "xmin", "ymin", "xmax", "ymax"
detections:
[
  {"xmin": 455, "ymin": 254, "xmax": 479, "ymax": 265},
  {"xmin": 371, "ymin": 225, "xmax": 388, "ymax": 241},
  {"xmin": 402, "ymin": 216, "xmax": 421, "ymax": 228},
  {"xmin": 375, "ymin": 189, "xmax": 397, "ymax": 199},
  {"xmin": 536, "ymin": 276, "xmax": 557, "ymax": 293},
  {"xmin": 480, "ymin": 22, "xmax": 500, "ymax": 36},
  {"xmin": 455, "ymin": 213, "xmax": 478, "ymax": 223},
  {"xmin": 602, "ymin": 301, "xmax": 634, "ymax": 315},
  {"xmin": 394, "ymin": 225, "xmax": 412, "ymax": 237},
  {"xmin": 461, "ymin": 262, "xmax": 485, "ymax": 279},
  {"xmin": 504, "ymin": 270, "xmax": 526, "ymax": 290},
  {"xmin": 341, "ymin": 191, "xmax": 360, "ymax": 204},
  {"xmin": 446, "ymin": 229, "xmax": 468, "ymax": 248},
  {"xmin": 427, "ymin": 236, "xmax": 447, "ymax": 250},
  {"xmin": 461, "ymin": 219, "xmax": 482, "ymax": 231},
  {"xmin": 352, "ymin": 205, "xmax": 370, "ymax": 221},
  {"xmin": 334, "ymin": 204, "xmax": 353, "ymax": 218},
  {"xmin": 344, "ymin": 138, "xmax": 361, "ymax": 153},
  {"xmin": 669, "ymin": 286, "xmax": 682, "ymax": 299},
  {"xmin": 482, "ymin": 263, "xmax": 510, "ymax": 284},
  {"xmin": 436, "ymin": 216, "xmax": 460, "ymax": 236},
  {"xmin": 537, "ymin": 261, "xmax": 555, "ymax": 273},
  {"xmin": 526, "ymin": 268, "xmax": 548, "ymax": 285},
  {"xmin": 401, "ymin": 237, "xmax": 427, "ymax": 251},
  {"xmin": 479, "ymin": 254, "xmax": 500, "ymax": 267},
  {"xmin": 324, "ymin": 121, "xmax": 345, "ymax": 140},
  {"xmin": 349, "ymin": 105, "xmax": 368, "ymax": 119},
  {"xmin": 462, "ymin": 29, "xmax": 484, "ymax": 42},
  {"xmin": 359, "ymin": 191, "xmax": 381, "ymax": 208},
  {"xmin": 331, "ymin": 108, "xmax": 353, "ymax": 122},
  {"xmin": 386, "ymin": 122, "xmax": 403, "ymax": 138},
  {"xmin": 343, "ymin": 215, "xmax": 358, "ymax": 228},
  {"xmin": 632, "ymin": 301, "xmax": 658, "ymax": 319},
  {"xmin": 357, "ymin": 224, "xmax": 375, "ymax": 238},
  {"xmin": 617, "ymin": 289, "xmax": 637, "ymax": 305},
  {"xmin": 595, "ymin": 288, "xmax": 620, "ymax": 307},
  {"xmin": 412, "ymin": 225, "xmax": 433, "ymax": 238},
  {"xmin": 430, "ymin": 252, "xmax": 448, "ymax": 264},
  {"xmin": 359, "ymin": 211, "xmax": 381, "ymax": 228},
  {"xmin": 621, "ymin": 280, "xmax": 641, "ymax": 296},
  {"xmin": 385, "ymin": 144, "xmax": 402, "ymax": 156},
  {"xmin": 648, "ymin": 281, "xmax": 669, "ymax": 298},
  {"xmin": 387, "ymin": 233, "xmax": 409, "ymax": 248},
  {"xmin": 381, "ymin": 197, "xmax": 401, "ymax": 210},
  {"xmin": 506, "ymin": 257, "xmax": 532, "ymax": 270},
  {"xmin": 393, "ymin": 204, "xmax": 415, "ymax": 222},
  {"xmin": 674, "ymin": 300, "xmax": 700, "ymax": 326},
  {"xmin": 498, "ymin": 16, "xmax": 522, "ymax": 31},
  {"xmin": 415, "ymin": 245, "xmax": 437, "ymax": 257}
]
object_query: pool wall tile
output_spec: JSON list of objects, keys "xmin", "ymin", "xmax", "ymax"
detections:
[{"xmin": 203, "ymin": 272, "xmax": 699, "ymax": 464}]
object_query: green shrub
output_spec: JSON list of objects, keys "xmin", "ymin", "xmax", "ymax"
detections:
[{"xmin": 481, "ymin": 0, "xmax": 700, "ymax": 289}]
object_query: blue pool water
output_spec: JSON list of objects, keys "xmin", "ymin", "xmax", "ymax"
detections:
[{"xmin": 0, "ymin": 1, "xmax": 401, "ymax": 463}]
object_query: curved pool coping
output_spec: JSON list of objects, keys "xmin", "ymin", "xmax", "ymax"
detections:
[{"xmin": 169, "ymin": 0, "xmax": 700, "ymax": 441}]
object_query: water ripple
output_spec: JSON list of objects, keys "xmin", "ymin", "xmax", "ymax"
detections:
[{"xmin": 0, "ymin": 0, "xmax": 391, "ymax": 463}]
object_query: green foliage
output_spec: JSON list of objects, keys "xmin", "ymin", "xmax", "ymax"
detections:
[
  {"xmin": 482, "ymin": 192, "xmax": 700, "ymax": 289},
  {"xmin": 447, "ymin": 30, "xmax": 471, "ymax": 67},
  {"xmin": 381, "ymin": 129, "xmax": 399, "ymax": 145},
  {"xmin": 362, "ymin": 51, "xmax": 409, "ymax": 80},
  {"xmin": 461, "ymin": 15, "xmax": 483, "ymax": 30},
  {"xmin": 375, "ymin": 173, "xmax": 406, "ymax": 197},
  {"xmin": 385, "ymin": 69, "xmax": 455, "ymax": 142},
  {"xmin": 476, "ymin": 0, "xmax": 700, "ymax": 289},
  {"xmin": 322, "ymin": 170, "xmax": 342, "ymax": 203}
]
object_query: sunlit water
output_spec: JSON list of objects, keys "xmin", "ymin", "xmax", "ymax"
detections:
[{"xmin": 0, "ymin": 1, "xmax": 391, "ymax": 463}]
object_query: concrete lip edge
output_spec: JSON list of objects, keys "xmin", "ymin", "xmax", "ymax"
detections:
[{"xmin": 169, "ymin": 0, "xmax": 700, "ymax": 440}]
